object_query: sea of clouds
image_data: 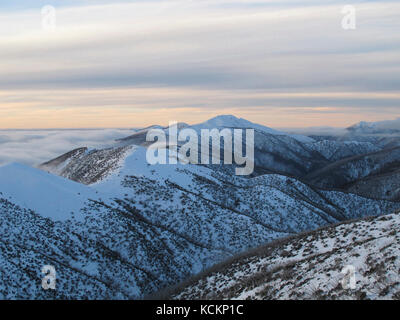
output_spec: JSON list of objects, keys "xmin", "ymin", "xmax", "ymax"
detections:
[{"xmin": 0, "ymin": 129, "xmax": 134, "ymax": 166}]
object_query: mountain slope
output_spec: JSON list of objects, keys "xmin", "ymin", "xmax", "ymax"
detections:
[
  {"xmin": 2, "ymin": 145, "xmax": 400, "ymax": 298},
  {"xmin": 347, "ymin": 168, "xmax": 400, "ymax": 201},
  {"xmin": 3, "ymin": 115, "xmax": 400, "ymax": 299},
  {"xmin": 0, "ymin": 163, "xmax": 100, "ymax": 221},
  {"xmin": 305, "ymin": 140, "xmax": 380, "ymax": 162},
  {"xmin": 170, "ymin": 212, "xmax": 400, "ymax": 300},
  {"xmin": 39, "ymin": 146, "xmax": 132, "ymax": 184},
  {"xmin": 0, "ymin": 192, "xmax": 226, "ymax": 299},
  {"xmin": 305, "ymin": 147, "xmax": 400, "ymax": 189}
]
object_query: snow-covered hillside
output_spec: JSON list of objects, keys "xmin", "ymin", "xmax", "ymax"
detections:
[
  {"xmin": 0, "ymin": 162, "xmax": 100, "ymax": 221},
  {"xmin": 1, "ymin": 115, "xmax": 400, "ymax": 299},
  {"xmin": 171, "ymin": 212, "xmax": 400, "ymax": 300},
  {"xmin": 305, "ymin": 140, "xmax": 380, "ymax": 162},
  {"xmin": 347, "ymin": 169, "xmax": 400, "ymax": 201},
  {"xmin": 2, "ymin": 143, "xmax": 400, "ymax": 299},
  {"xmin": 39, "ymin": 145, "xmax": 134, "ymax": 185},
  {"xmin": 305, "ymin": 147, "xmax": 400, "ymax": 189}
]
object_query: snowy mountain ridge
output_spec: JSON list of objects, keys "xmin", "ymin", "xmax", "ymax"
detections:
[
  {"xmin": 189, "ymin": 115, "xmax": 315, "ymax": 143},
  {"xmin": 1, "ymin": 115, "xmax": 400, "ymax": 299},
  {"xmin": 2, "ymin": 143, "xmax": 400, "ymax": 298}
]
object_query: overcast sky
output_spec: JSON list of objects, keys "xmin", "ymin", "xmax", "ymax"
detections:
[{"xmin": 1, "ymin": 0, "xmax": 399, "ymax": 128}]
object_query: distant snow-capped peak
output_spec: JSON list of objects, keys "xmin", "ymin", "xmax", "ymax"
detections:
[{"xmin": 188, "ymin": 115, "xmax": 314, "ymax": 143}]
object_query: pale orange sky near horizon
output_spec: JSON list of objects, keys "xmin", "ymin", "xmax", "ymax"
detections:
[
  {"xmin": 1, "ymin": 88, "xmax": 399, "ymax": 129},
  {"xmin": 0, "ymin": 107, "xmax": 397, "ymax": 129}
]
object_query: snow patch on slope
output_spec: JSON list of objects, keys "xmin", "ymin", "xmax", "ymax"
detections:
[{"xmin": 0, "ymin": 162, "xmax": 99, "ymax": 221}]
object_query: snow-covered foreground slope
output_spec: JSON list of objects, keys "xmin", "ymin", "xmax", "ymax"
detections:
[
  {"xmin": 0, "ymin": 193, "xmax": 226, "ymax": 299},
  {"xmin": 171, "ymin": 212, "xmax": 400, "ymax": 300},
  {"xmin": 2, "ymin": 144, "xmax": 400, "ymax": 299}
]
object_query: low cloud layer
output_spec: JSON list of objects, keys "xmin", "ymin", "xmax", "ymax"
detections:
[
  {"xmin": 0, "ymin": 128, "xmax": 134, "ymax": 166},
  {"xmin": 369, "ymin": 118, "xmax": 400, "ymax": 131}
]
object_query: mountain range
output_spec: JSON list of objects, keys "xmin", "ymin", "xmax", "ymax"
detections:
[{"xmin": 0, "ymin": 115, "xmax": 399, "ymax": 299}]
